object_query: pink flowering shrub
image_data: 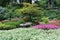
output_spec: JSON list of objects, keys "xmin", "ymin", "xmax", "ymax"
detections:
[
  {"xmin": 32, "ymin": 20, "xmax": 60, "ymax": 29},
  {"xmin": 50, "ymin": 20, "xmax": 60, "ymax": 23},
  {"xmin": 50, "ymin": 20, "xmax": 60, "ymax": 26},
  {"xmin": 32, "ymin": 24, "xmax": 60, "ymax": 29}
]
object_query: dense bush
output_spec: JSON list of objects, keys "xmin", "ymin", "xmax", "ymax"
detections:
[
  {"xmin": 5, "ymin": 5, "xmax": 20, "ymax": 20},
  {"xmin": 0, "ymin": 6, "xmax": 6, "ymax": 20},
  {"xmin": 3, "ymin": 19, "xmax": 25, "ymax": 28},
  {"xmin": 0, "ymin": 6, "xmax": 19, "ymax": 20},
  {"xmin": 0, "ymin": 5, "xmax": 20, "ymax": 20},
  {"xmin": 35, "ymin": 0, "xmax": 47, "ymax": 8},
  {"xmin": 0, "ymin": 19, "xmax": 25, "ymax": 30},
  {"xmin": 36, "ymin": 0, "xmax": 60, "ymax": 9},
  {"xmin": 41, "ymin": 17, "xmax": 49, "ymax": 24},
  {"xmin": 0, "ymin": 0, "xmax": 10, "ymax": 6},
  {"xmin": 44, "ymin": 10, "xmax": 60, "ymax": 20},
  {"xmin": 32, "ymin": 24, "xmax": 60, "ymax": 30},
  {"xmin": 50, "ymin": 20, "xmax": 60, "ymax": 26},
  {"xmin": 55, "ymin": 0, "xmax": 60, "ymax": 7},
  {"xmin": 15, "ymin": 3, "xmax": 44, "ymax": 22},
  {"xmin": 0, "ymin": 22, "xmax": 16, "ymax": 30}
]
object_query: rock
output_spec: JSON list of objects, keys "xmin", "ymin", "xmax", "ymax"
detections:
[{"xmin": 20, "ymin": 22, "xmax": 32, "ymax": 27}]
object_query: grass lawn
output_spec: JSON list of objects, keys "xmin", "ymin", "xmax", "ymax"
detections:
[{"xmin": 0, "ymin": 28, "xmax": 60, "ymax": 40}]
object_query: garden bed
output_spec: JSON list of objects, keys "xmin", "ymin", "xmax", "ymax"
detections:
[
  {"xmin": 31, "ymin": 24, "xmax": 60, "ymax": 30},
  {"xmin": 0, "ymin": 28, "xmax": 60, "ymax": 40},
  {"xmin": 31, "ymin": 20, "xmax": 60, "ymax": 30}
]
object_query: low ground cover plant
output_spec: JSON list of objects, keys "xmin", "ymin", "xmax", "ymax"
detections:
[{"xmin": 0, "ymin": 28, "xmax": 60, "ymax": 40}]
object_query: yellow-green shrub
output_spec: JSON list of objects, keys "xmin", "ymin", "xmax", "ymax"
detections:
[
  {"xmin": 0, "ymin": 22, "xmax": 16, "ymax": 30},
  {"xmin": 15, "ymin": 3, "xmax": 44, "ymax": 22}
]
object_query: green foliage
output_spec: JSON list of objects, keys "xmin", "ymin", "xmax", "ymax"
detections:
[
  {"xmin": 41, "ymin": 17, "xmax": 49, "ymax": 24},
  {"xmin": 36, "ymin": 0, "xmax": 47, "ymax": 8},
  {"xmin": 0, "ymin": 28, "xmax": 60, "ymax": 40},
  {"xmin": 0, "ymin": 22, "xmax": 16, "ymax": 30},
  {"xmin": 56, "ymin": 0, "xmax": 60, "ymax": 5},
  {"xmin": 5, "ymin": 5, "xmax": 20, "ymax": 20},
  {"xmin": 0, "ymin": 0, "xmax": 10, "ymax": 6},
  {"xmin": 44, "ymin": 10, "xmax": 60, "ymax": 20},
  {"xmin": 0, "ymin": 5, "xmax": 20, "ymax": 20},
  {"xmin": 15, "ymin": 3, "xmax": 44, "ymax": 22},
  {"xmin": 0, "ymin": 19, "xmax": 25, "ymax": 30},
  {"xmin": 36, "ymin": 0, "xmax": 60, "ymax": 9},
  {"xmin": 3, "ymin": 20, "xmax": 25, "ymax": 28},
  {"xmin": 0, "ymin": 6, "xmax": 6, "ymax": 20}
]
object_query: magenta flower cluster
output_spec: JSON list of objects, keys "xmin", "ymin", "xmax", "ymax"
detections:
[
  {"xmin": 32, "ymin": 20, "xmax": 60, "ymax": 29},
  {"xmin": 50, "ymin": 20, "xmax": 60, "ymax": 23}
]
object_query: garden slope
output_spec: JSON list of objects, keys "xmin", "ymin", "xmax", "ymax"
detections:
[{"xmin": 0, "ymin": 28, "xmax": 60, "ymax": 40}]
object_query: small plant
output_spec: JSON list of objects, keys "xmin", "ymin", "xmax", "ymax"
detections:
[{"xmin": 41, "ymin": 17, "xmax": 49, "ymax": 24}]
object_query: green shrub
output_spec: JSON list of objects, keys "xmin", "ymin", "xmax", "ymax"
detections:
[
  {"xmin": 41, "ymin": 17, "xmax": 49, "ymax": 24},
  {"xmin": 0, "ymin": 0, "xmax": 10, "ymax": 6},
  {"xmin": 56, "ymin": 0, "xmax": 60, "ymax": 7},
  {"xmin": 0, "ymin": 19, "xmax": 25, "ymax": 30},
  {"xmin": 0, "ymin": 5, "xmax": 20, "ymax": 20},
  {"xmin": 44, "ymin": 10, "xmax": 60, "ymax": 20},
  {"xmin": 15, "ymin": 3, "xmax": 44, "ymax": 22},
  {"xmin": 0, "ymin": 6, "xmax": 6, "ymax": 20},
  {"xmin": 5, "ymin": 5, "xmax": 19, "ymax": 20},
  {"xmin": 3, "ymin": 20, "xmax": 25, "ymax": 28},
  {"xmin": 0, "ymin": 6, "xmax": 17, "ymax": 20},
  {"xmin": 35, "ymin": 0, "xmax": 47, "ymax": 8},
  {"xmin": 0, "ymin": 22, "xmax": 16, "ymax": 30}
]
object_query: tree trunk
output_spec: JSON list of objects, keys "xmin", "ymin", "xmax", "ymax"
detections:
[{"xmin": 47, "ymin": 0, "xmax": 55, "ymax": 8}]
